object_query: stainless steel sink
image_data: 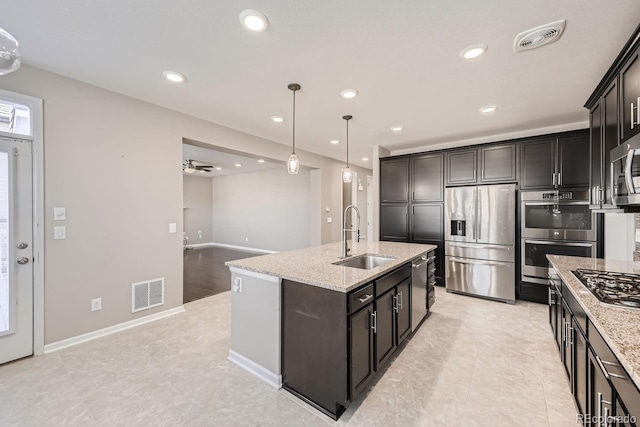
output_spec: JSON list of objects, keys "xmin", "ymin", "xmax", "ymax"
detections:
[{"xmin": 333, "ymin": 254, "xmax": 395, "ymax": 270}]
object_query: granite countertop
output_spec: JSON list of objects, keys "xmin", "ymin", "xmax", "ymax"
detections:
[
  {"xmin": 226, "ymin": 241, "xmax": 436, "ymax": 293},
  {"xmin": 547, "ymin": 255, "xmax": 640, "ymax": 388}
]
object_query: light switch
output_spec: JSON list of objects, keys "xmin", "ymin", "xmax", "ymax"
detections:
[
  {"xmin": 54, "ymin": 226, "xmax": 66, "ymax": 240},
  {"xmin": 325, "ymin": 207, "xmax": 331, "ymax": 212},
  {"xmin": 169, "ymin": 223, "xmax": 177, "ymax": 233},
  {"xmin": 327, "ymin": 217, "xmax": 332, "ymax": 223},
  {"xmin": 53, "ymin": 207, "xmax": 66, "ymax": 221}
]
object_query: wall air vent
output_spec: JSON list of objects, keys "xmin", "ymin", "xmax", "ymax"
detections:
[
  {"xmin": 131, "ymin": 278, "xmax": 164, "ymax": 313},
  {"xmin": 513, "ymin": 20, "xmax": 566, "ymax": 53}
]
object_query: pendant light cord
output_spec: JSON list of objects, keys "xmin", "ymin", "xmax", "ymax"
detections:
[
  {"xmin": 346, "ymin": 119, "xmax": 349, "ymax": 167},
  {"xmin": 292, "ymin": 89, "xmax": 296, "ymax": 154}
]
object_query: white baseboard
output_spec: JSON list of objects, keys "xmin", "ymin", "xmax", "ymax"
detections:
[
  {"xmin": 43, "ymin": 306, "xmax": 185, "ymax": 354},
  {"xmin": 208, "ymin": 242, "xmax": 278, "ymax": 254},
  {"xmin": 227, "ymin": 349, "xmax": 282, "ymax": 389},
  {"xmin": 185, "ymin": 242, "xmax": 215, "ymax": 248}
]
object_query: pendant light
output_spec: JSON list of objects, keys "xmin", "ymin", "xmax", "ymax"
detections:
[
  {"xmin": 342, "ymin": 115, "xmax": 353, "ymax": 183},
  {"xmin": 0, "ymin": 27, "xmax": 20, "ymax": 76},
  {"xmin": 287, "ymin": 83, "xmax": 301, "ymax": 174}
]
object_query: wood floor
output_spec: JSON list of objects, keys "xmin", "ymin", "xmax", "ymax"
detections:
[{"xmin": 183, "ymin": 246, "xmax": 262, "ymax": 303}]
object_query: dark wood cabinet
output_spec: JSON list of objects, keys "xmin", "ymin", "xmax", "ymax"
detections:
[
  {"xmin": 380, "ymin": 204, "xmax": 408, "ymax": 241},
  {"xmin": 446, "ymin": 149, "xmax": 477, "ymax": 185},
  {"xmin": 395, "ymin": 279, "xmax": 411, "ymax": 345},
  {"xmin": 374, "ymin": 289, "xmax": 396, "ymax": 371},
  {"xmin": 590, "ymin": 80, "xmax": 619, "ymax": 209},
  {"xmin": 572, "ymin": 318, "xmax": 587, "ymax": 415},
  {"xmin": 520, "ymin": 133, "xmax": 589, "ymax": 190},
  {"xmin": 480, "ymin": 144, "xmax": 517, "ymax": 183},
  {"xmin": 558, "ymin": 133, "xmax": 590, "ymax": 188},
  {"xmin": 520, "ymin": 138, "xmax": 555, "ymax": 189},
  {"xmin": 349, "ymin": 303, "xmax": 374, "ymax": 398},
  {"xmin": 588, "ymin": 348, "xmax": 615, "ymax": 425},
  {"xmin": 381, "ymin": 158, "xmax": 409, "ymax": 202},
  {"xmin": 412, "ymin": 154, "xmax": 443, "ymax": 202},
  {"xmin": 621, "ymin": 45, "xmax": 640, "ymax": 143},
  {"xmin": 411, "ymin": 204, "xmax": 443, "ymax": 242}
]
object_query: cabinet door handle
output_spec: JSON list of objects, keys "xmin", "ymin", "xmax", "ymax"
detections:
[
  {"xmin": 595, "ymin": 355, "xmax": 611, "ymax": 380},
  {"xmin": 398, "ymin": 291, "xmax": 403, "ymax": 310},
  {"xmin": 393, "ymin": 295, "xmax": 399, "ymax": 313},
  {"xmin": 552, "ymin": 173, "xmax": 556, "ymax": 186},
  {"xmin": 358, "ymin": 294, "xmax": 373, "ymax": 303},
  {"xmin": 558, "ymin": 172, "xmax": 562, "ymax": 186},
  {"xmin": 566, "ymin": 322, "xmax": 573, "ymax": 345},
  {"xmin": 371, "ymin": 311, "xmax": 377, "ymax": 334}
]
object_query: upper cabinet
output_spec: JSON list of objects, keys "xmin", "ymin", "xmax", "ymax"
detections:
[
  {"xmin": 479, "ymin": 144, "xmax": 517, "ymax": 183},
  {"xmin": 621, "ymin": 44, "xmax": 640, "ymax": 143},
  {"xmin": 446, "ymin": 144, "xmax": 516, "ymax": 187},
  {"xmin": 380, "ymin": 158, "xmax": 409, "ymax": 202},
  {"xmin": 520, "ymin": 132, "xmax": 589, "ymax": 190},
  {"xmin": 412, "ymin": 154, "xmax": 444, "ymax": 202},
  {"xmin": 590, "ymin": 79, "xmax": 619, "ymax": 209},
  {"xmin": 446, "ymin": 149, "xmax": 477, "ymax": 185}
]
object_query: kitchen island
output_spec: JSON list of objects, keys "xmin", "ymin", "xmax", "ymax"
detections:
[
  {"xmin": 547, "ymin": 255, "xmax": 640, "ymax": 423},
  {"xmin": 226, "ymin": 240, "xmax": 436, "ymax": 419}
]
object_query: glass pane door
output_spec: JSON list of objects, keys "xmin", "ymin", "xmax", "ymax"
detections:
[{"xmin": 0, "ymin": 152, "xmax": 7, "ymax": 334}]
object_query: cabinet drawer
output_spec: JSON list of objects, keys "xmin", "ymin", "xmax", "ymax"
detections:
[
  {"xmin": 428, "ymin": 261, "xmax": 436, "ymax": 278},
  {"xmin": 375, "ymin": 264, "xmax": 411, "ymax": 296},
  {"xmin": 349, "ymin": 284, "xmax": 374, "ymax": 315},
  {"xmin": 561, "ymin": 285, "xmax": 587, "ymax": 334},
  {"xmin": 589, "ymin": 321, "xmax": 640, "ymax": 419}
]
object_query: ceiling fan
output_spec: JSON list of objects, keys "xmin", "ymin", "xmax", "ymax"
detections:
[{"xmin": 183, "ymin": 159, "xmax": 214, "ymax": 173}]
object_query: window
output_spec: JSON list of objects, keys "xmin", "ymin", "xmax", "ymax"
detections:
[{"xmin": 0, "ymin": 100, "xmax": 31, "ymax": 136}]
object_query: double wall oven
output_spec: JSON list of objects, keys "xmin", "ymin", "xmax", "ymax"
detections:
[{"xmin": 521, "ymin": 190, "xmax": 598, "ymax": 285}]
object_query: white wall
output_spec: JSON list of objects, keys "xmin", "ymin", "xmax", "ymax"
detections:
[
  {"xmin": 183, "ymin": 175, "xmax": 213, "ymax": 244},
  {"xmin": 211, "ymin": 168, "xmax": 310, "ymax": 252},
  {"xmin": 0, "ymin": 65, "xmax": 371, "ymax": 344}
]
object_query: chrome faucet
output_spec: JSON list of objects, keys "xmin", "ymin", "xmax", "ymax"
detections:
[{"xmin": 341, "ymin": 204, "xmax": 361, "ymax": 258}]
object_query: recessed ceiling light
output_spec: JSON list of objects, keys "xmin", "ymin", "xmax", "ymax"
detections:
[
  {"xmin": 362, "ymin": 157, "xmax": 369, "ymax": 162},
  {"xmin": 239, "ymin": 10, "xmax": 269, "ymax": 32},
  {"xmin": 257, "ymin": 159, "xmax": 265, "ymax": 163},
  {"xmin": 235, "ymin": 163, "xmax": 242, "ymax": 167},
  {"xmin": 330, "ymin": 140, "xmax": 340, "ymax": 145},
  {"xmin": 215, "ymin": 167, "xmax": 222, "ymax": 170},
  {"xmin": 479, "ymin": 105, "xmax": 497, "ymax": 114},
  {"xmin": 390, "ymin": 125, "xmax": 403, "ymax": 132},
  {"xmin": 340, "ymin": 89, "xmax": 358, "ymax": 99},
  {"xmin": 460, "ymin": 44, "xmax": 487, "ymax": 59},
  {"xmin": 271, "ymin": 115, "xmax": 284, "ymax": 123},
  {"xmin": 162, "ymin": 71, "xmax": 186, "ymax": 83}
]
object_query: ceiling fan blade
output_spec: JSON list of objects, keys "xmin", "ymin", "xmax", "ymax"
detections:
[{"xmin": 195, "ymin": 165, "xmax": 213, "ymax": 169}]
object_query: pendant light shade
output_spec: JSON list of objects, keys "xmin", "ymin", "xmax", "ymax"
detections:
[
  {"xmin": 287, "ymin": 83, "xmax": 301, "ymax": 174},
  {"xmin": 342, "ymin": 115, "xmax": 353, "ymax": 183},
  {"xmin": 0, "ymin": 27, "xmax": 20, "ymax": 76}
]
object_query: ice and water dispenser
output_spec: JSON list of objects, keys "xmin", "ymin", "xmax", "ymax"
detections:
[{"xmin": 450, "ymin": 214, "xmax": 466, "ymax": 237}]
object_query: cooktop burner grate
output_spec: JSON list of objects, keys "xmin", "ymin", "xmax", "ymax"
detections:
[{"xmin": 571, "ymin": 269, "xmax": 640, "ymax": 310}]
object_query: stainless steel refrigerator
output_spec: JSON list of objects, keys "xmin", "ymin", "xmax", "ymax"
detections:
[{"xmin": 444, "ymin": 184, "xmax": 516, "ymax": 303}]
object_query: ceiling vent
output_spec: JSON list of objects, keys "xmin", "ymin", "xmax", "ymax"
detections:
[{"xmin": 513, "ymin": 20, "xmax": 566, "ymax": 53}]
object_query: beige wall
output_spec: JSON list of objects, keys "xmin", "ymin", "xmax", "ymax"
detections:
[
  {"xmin": 0, "ymin": 65, "xmax": 371, "ymax": 344},
  {"xmin": 211, "ymin": 168, "xmax": 310, "ymax": 252},
  {"xmin": 183, "ymin": 175, "xmax": 213, "ymax": 244}
]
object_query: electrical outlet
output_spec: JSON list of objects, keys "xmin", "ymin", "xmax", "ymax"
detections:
[
  {"xmin": 327, "ymin": 217, "xmax": 332, "ymax": 223},
  {"xmin": 91, "ymin": 298, "xmax": 102, "ymax": 312},
  {"xmin": 198, "ymin": 230, "xmax": 203, "ymax": 239},
  {"xmin": 232, "ymin": 277, "xmax": 242, "ymax": 293},
  {"xmin": 245, "ymin": 237, "xmax": 249, "ymax": 242}
]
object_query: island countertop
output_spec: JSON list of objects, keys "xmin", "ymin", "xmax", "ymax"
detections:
[
  {"xmin": 225, "ymin": 241, "xmax": 436, "ymax": 293},
  {"xmin": 547, "ymin": 255, "xmax": 640, "ymax": 389}
]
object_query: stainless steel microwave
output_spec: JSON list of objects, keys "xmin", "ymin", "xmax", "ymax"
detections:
[{"xmin": 611, "ymin": 133, "xmax": 640, "ymax": 207}]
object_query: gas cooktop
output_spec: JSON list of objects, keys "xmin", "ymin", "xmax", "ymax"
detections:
[{"xmin": 572, "ymin": 269, "xmax": 640, "ymax": 310}]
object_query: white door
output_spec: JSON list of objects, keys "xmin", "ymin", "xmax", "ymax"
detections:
[{"xmin": 0, "ymin": 136, "xmax": 33, "ymax": 364}]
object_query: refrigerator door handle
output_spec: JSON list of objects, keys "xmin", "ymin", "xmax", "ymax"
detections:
[
  {"xmin": 448, "ymin": 257, "xmax": 512, "ymax": 268},
  {"xmin": 448, "ymin": 243, "xmax": 510, "ymax": 250}
]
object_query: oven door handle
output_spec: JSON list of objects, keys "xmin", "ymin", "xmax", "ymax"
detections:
[
  {"xmin": 522, "ymin": 201, "xmax": 589, "ymax": 206},
  {"xmin": 524, "ymin": 240, "xmax": 593, "ymax": 247}
]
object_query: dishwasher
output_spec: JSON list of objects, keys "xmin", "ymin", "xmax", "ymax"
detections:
[{"xmin": 411, "ymin": 253, "xmax": 429, "ymax": 332}]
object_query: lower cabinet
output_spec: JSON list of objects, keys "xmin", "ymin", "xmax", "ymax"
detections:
[
  {"xmin": 549, "ymin": 275, "xmax": 640, "ymax": 427},
  {"xmin": 282, "ymin": 262, "xmax": 419, "ymax": 420}
]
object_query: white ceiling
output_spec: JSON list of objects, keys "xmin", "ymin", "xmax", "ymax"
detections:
[
  {"xmin": 4, "ymin": 1, "xmax": 640, "ymax": 167},
  {"xmin": 183, "ymin": 144, "xmax": 280, "ymax": 177}
]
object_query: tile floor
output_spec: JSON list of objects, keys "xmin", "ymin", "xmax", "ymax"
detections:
[{"xmin": 0, "ymin": 287, "xmax": 579, "ymax": 426}]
